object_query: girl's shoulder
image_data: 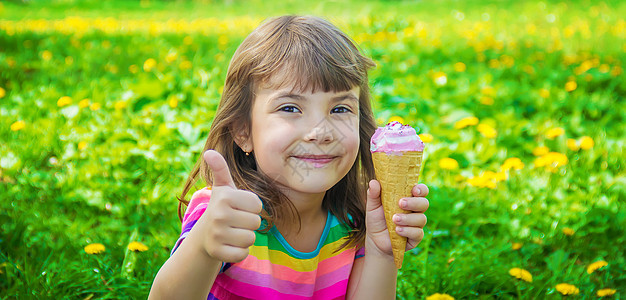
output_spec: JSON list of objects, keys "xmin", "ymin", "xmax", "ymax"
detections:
[{"xmin": 181, "ymin": 187, "xmax": 212, "ymax": 223}]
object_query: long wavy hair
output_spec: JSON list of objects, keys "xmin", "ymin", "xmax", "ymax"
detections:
[{"xmin": 177, "ymin": 15, "xmax": 377, "ymax": 249}]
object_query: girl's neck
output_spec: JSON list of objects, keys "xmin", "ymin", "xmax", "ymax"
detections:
[{"xmin": 275, "ymin": 188, "xmax": 327, "ymax": 235}]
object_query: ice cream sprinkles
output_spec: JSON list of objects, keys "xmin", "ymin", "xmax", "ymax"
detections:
[{"xmin": 370, "ymin": 121, "xmax": 425, "ymax": 268}]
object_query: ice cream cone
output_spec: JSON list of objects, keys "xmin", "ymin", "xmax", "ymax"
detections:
[{"xmin": 372, "ymin": 150, "xmax": 423, "ymax": 269}]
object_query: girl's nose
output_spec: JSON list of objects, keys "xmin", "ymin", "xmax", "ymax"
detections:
[{"xmin": 304, "ymin": 120, "xmax": 334, "ymax": 143}]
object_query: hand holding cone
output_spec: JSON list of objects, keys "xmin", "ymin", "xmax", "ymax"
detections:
[{"xmin": 370, "ymin": 121, "xmax": 425, "ymax": 269}]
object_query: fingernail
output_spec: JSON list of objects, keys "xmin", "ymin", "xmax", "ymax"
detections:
[
  {"xmin": 401, "ymin": 199, "xmax": 408, "ymax": 208},
  {"xmin": 415, "ymin": 186, "xmax": 421, "ymax": 194},
  {"xmin": 396, "ymin": 226, "xmax": 403, "ymax": 232},
  {"xmin": 393, "ymin": 214, "xmax": 401, "ymax": 222}
]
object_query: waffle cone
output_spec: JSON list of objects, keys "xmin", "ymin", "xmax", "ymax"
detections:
[{"xmin": 371, "ymin": 151, "xmax": 423, "ymax": 269}]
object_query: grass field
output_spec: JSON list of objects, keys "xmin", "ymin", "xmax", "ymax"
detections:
[{"xmin": 1, "ymin": 0, "xmax": 625, "ymax": 298}]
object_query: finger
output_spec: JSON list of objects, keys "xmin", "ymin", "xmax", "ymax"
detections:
[
  {"xmin": 221, "ymin": 228, "xmax": 257, "ymax": 249},
  {"xmin": 204, "ymin": 150, "xmax": 236, "ymax": 189},
  {"xmin": 405, "ymin": 230, "xmax": 425, "ymax": 251},
  {"xmin": 412, "ymin": 183, "xmax": 429, "ymax": 197},
  {"xmin": 393, "ymin": 213, "xmax": 427, "ymax": 228},
  {"xmin": 228, "ymin": 209, "xmax": 263, "ymax": 231},
  {"xmin": 366, "ymin": 179, "xmax": 382, "ymax": 212},
  {"xmin": 396, "ymin": 226, "xmax": 424, "ymax": 242},
  {"xmin": 228, "ymin": 190, "xmax": 263, "ymax": 214},
  {"xmin": 211, "ymin": 245, "xmax": 250, "ymax": 263},
  {"xmin": 399, "ymin": 197, "xmax": 429, "ymax": 212}
]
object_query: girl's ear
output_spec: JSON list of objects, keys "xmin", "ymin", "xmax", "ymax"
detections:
[{"xmin": 231, "ymin": 125, "xmax": 253, "ymax": 153}]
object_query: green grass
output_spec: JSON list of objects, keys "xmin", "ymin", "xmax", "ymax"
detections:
[{"xmin": 1, "ymin": 0, "xmax": 625, "ymax": 298}]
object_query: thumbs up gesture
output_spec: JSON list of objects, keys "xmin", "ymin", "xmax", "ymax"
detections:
[{"xmin": 192, "ymin": 150, "xmax": 263, "ymax": 263}]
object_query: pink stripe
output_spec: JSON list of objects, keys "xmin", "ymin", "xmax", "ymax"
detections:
[
  {"xmin": 225, "ymin": 262, "xmax": 352, "ymax": 296},
  {"xmin": 182, "ymin": 203, "xmax": 207, "ymax": 228},
  {"xmin": 237, "ymin": 248, "xmax": 355, "ymax": 282},
  {"xmin": 216, "ymin": 274, "xmax": 312, "ymax": 300},
  {"xmin": 311, "ymin": 279, "xmax": 349, "ymax": 299}
]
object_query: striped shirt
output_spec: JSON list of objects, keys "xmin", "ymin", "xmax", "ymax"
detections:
[{"xmin": 171, "ymin": 187, "xmax": 365, "ymax": 299}]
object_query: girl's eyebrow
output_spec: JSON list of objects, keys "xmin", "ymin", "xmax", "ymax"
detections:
[{"xmin": 271, "ymin": 92, "xmax": 358, "ymax": 103}]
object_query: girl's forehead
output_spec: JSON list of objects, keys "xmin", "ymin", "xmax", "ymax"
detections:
[{"xmin": 257, "ymin": 73, "xmax": 358, "ymax": 95}]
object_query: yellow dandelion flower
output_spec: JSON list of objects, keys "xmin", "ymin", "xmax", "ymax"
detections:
[
  {"xmin": 388, "ymin": 116, "xmax": 405, "ymax": 124},
  {"xmin": 41, "ymin": 50, "xmax": 52, "ymax": 61},
  {"xmin": 78, "ymin": 141, "xmax": 87, "ymax": 151},
  {"xmin": 567, "ymin": 139, "xmax": 579, "ymax": 151},
  {"xmin": 481, "ymin": 86, "xmax": 496, "ymax": 97},
  {"xmin": 467, "ymin": 176, "xmax": 486, "ymax": 187},
  {"xmin": 539, "ymin": 88, "xmax": 550, "ymax": 98},
  {"xmin": 90, "ymin": 103, "xmax": 101, "ymax": 111},
  {"xmin": 545, "ymin": 127, "xmax": 565, "ymax": 139},
  {"xmin": 565, "ymin": 81, "xmax": 577, "ymax": 92},
  {"xmin": 477, "ymin": 123, "xmax": 497, "ymax": 138},
  {"xmin": 57, "ymin": 96, "xmax": 72, "ymax": 107},
  {"xmin": 512, "ymin": 243, "xmax": 522, "ymax": 250},
  {"xmin": 426, "ymin": 293, "xmax": 454, "ymax": 300},
  {"xmin": 579, "ymin": 136, "xmax": 594, "ymax": 150},
  {"xmin": 433, "ymin": 71, "xmax": 447, "ymax": 86},
  {"xmin": 454, "ymin": 62, "xmax": 466, "ymax": 72},
  {"xmin": 547, "ymin": 152, "xmax": 568, "ymax": 167},
  {"xmin": 439, "ymin": 158, "xmax": 459, "ymax": 170},
  {"xmin": 143, "ymin": 58, "xmax": 157, "ymax": 72},
  {"xmin": 79, "ymin": 98, "xmax": 90, "ymax": 109},
  {"xmin": 611, "ymin": 66, "xmax": 622, "ymax": 76},
  {"xmin": 0, "ymin": 87, "xmax": 5, "ymax": 98},
  {"xmin": 169, "ymin": 97, "xmax": 179, "ymax": 108},
  {"xmin": 165, "ymin": 52, "xmax": 178, "ymax": 63},
  {"xmin": 84, "ymin": 243, "xmax": 105, "ymax": 254},
  {"xmin": 114, "ymin": 101, "xmax": 127, "ymax": 110},
  {"xmin": 419, "ymin": 133, "xmax": 433, "ymax": 143},
  {"xmin": 179, "ymin": 60, "xmax": 192, "ymax": 70},
  {"xmin": 597, "ymin": 289, "xmax": 616, "ymax": 297},
  {"xmin": 128, "ymin": 241, "xmax": 149, "ymax": 252},
  {"xmin": 479, "ymin": 95, "xmax": 494, "ymax": 105},
  {"xmin": 183, "ymin": 36, "xmax": 194, "ymax": 45},
  {"xmin": 509, "ymin": 268, "xmax": 533, "ymax": 282},
  {"xmin": 495, "ymin": 172, "xmax": 507, "ymax": 182},
  {"xmin": 533, "ymin": 146, "xmax": 549, "ymax": 156},
  {"xmin": 10, "ymin": 120, "xmax": 25, "ymax": 131},
  {"xmin": 599, "ymin": 64, "xmax": 610, "ymax": 73},
  {"xmin": 562, "ymin": 227, "xmax": 575, "ymax": 236},
  {"xmin": 502, "ymin": 157, "xmax": 524, "ymax": 171},
  {"xmin": 454, "ymin": 116, "xmax": 479, "ymax": 129},
  {"xmin": 556, "ymin": 283, "xmax": 579, "ymax": 296},
  {"xmin": 129, "ymin": 64, "xmax": 139, "ymax": 74},
  {"xmin": 587, "ymin": 260, "xmax": 608, "ymax": 274}
]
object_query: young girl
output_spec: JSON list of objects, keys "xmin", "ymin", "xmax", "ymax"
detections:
[{"xmin": 149, "ymin": 15, "xmax": 430, "ymax": 299}]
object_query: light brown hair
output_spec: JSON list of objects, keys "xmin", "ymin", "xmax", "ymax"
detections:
[{"xmin": 177, "ymin": 15, "xmax": 376, "ymax": 249}]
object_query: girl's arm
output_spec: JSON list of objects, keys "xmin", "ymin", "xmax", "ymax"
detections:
[
  {"xmin": 347, "ymin": 180, "xmax": 429, "ymax": 299},
  {"xmin": 149, "ymin": 150, "xmax": 263, "ymax": 299},
  {"xmin": 346, "ymin": 244, "xmax": 398, "ymax": 299},
  {"xmin": 149, "ymin": 227, "xmax": 222, "ymax": 299}
]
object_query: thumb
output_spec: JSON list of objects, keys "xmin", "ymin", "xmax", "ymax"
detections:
[
  {"xmin": 204, "ymin": 150, "xmax": 236, "ymax": 189},
  {"xmin": 366, "ymin": 179, "xmax": 382, "ymax": 212}
]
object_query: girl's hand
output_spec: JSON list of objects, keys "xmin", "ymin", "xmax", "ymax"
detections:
[
  {"xmin": 190, "ymin": 150, "xmax": 263, "ymax": 263},
  {"xmin": 364, "ymin": 180, "xmax": 429, "ymax": 258}
]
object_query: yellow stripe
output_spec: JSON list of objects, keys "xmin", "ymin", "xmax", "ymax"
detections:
[{"xmin": 248, "ymin": 238, "xmax": 350, "ymax": 272}]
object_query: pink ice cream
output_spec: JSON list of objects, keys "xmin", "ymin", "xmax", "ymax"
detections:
[{"xmin": 370, "ymin": 121, "xmax": 425, "ymax": 153}]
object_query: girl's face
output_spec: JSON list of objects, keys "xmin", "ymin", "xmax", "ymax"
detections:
[{"xmin": 245, "ymin": 82, "xmax": 360, "ymax": 195}]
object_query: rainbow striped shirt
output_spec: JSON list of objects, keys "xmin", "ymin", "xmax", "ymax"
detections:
[{"xmin": 171, "ymin": 187, "xmax": 365, "ymax": 299}]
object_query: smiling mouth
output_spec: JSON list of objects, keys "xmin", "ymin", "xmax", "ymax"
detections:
[{"xmin": 291, "ymin": 155, "xmax": 339, "ymax": 167}]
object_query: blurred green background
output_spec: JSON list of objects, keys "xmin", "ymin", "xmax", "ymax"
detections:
[{"xmin": 1, "ymin": 0, "xmax": 625, "ymax": 298}]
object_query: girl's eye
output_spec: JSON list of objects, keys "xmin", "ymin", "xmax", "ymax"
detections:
[
  {"xmin": 331, "ymin": 106, "xmax": 352, "ymax": 114},
  {"xmin": 278, "ymin": 105, "xmax": 301, "ymax": 113}
]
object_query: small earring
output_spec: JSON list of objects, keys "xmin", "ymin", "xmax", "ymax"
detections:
[{"xmin": 245, "ymin": 152, "xmax": 250, "ymax": 156}]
